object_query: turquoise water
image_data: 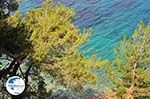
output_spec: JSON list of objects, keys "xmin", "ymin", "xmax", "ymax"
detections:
[{"xmin": 19, "ymin": 0, "xmax": 150, "ymax": 60}]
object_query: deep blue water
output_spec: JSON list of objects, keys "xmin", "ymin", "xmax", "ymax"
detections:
[{"xmin": 19, "ymin": 0, "xmax": 150, "ymax": 60}]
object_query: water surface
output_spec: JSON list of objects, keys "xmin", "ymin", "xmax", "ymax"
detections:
[{"xmin": 19, "ymin": 0, "xmax": 150, "ymax": 60}]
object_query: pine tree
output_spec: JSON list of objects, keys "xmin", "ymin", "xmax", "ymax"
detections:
[
  {"xmin": 0, "ymin": 0, "xmax": 108, "ymax": 98},
  {"xmin": 0, "ymin": 0, "xmax": 19, "ymax": 53},
  {"xmin": 107, "ymin": 21, "xmax": 150, "ymax": 99}
]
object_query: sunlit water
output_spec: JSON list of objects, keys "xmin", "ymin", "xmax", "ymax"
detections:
[
  {"xmin": 19, "ymin": 0, "xmax": 150, "ymax": 60},
  {"xmin": 18, "ymin": 0, "xmax": 150, "ymax": 91}
]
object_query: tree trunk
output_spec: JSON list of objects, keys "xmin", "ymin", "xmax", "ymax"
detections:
[
  {"xmin": 0, "ymin": 59, "xmax": 16, "ymax": 79},
  {"xmin": 11, "ymin": 65, "xmax": 33, "ymax": 99},
  {"xmin": 0, "ymin": 56, "xmax": 33, "ymax": 99}
]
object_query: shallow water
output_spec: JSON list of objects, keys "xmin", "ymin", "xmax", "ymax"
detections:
[{"xmin": 19, "ymin": 0, "xmax": 150, "ymax": 60}]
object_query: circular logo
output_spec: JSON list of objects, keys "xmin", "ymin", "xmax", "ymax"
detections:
[{"xmin": 6, "ymin": 76, "xmax": 25, "ymax": 96}]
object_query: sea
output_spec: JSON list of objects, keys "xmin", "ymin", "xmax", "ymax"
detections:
[
  {"xmin": 18, "ymin": 0, "xmax": 150, "ymax": 92},
  {"xmin": 19, "ymin": 0, "xmax": 150, "ymax": 60}
]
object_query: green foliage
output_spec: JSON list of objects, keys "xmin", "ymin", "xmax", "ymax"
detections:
[
  {"xmin": 3, "ymin": 0, "xmax": 107, "ymax": 91},
  {"xmin": 107, "ymin": 21, "xmax": 150, "ymax": 98},
  {"xmin": 0, "ymin": 12, "xmax": 31, "ymax": 56},
  {"xmin": 0, "ymin": 0, "xmax": 21, "ymax": 55}
]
